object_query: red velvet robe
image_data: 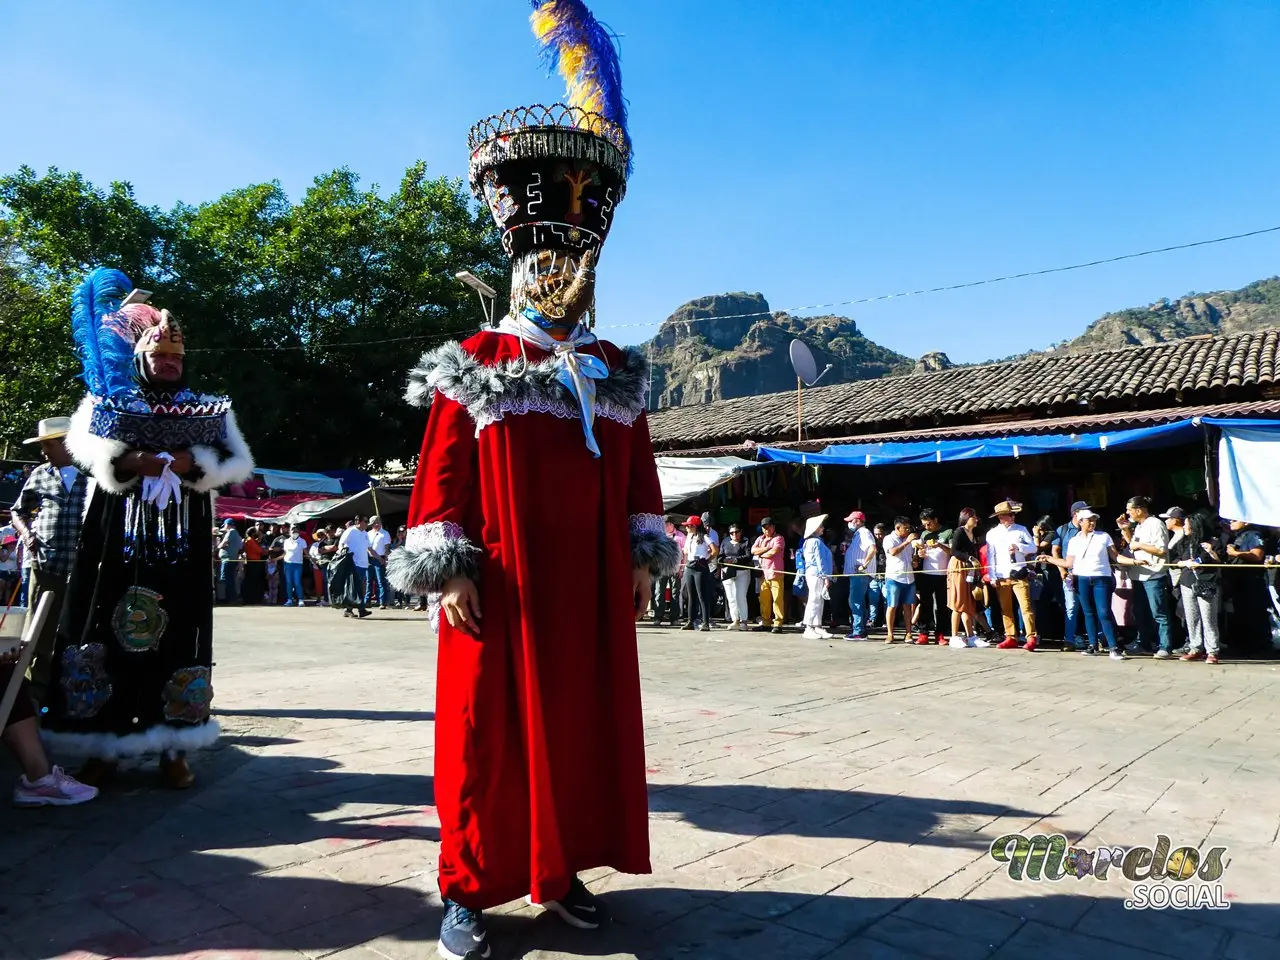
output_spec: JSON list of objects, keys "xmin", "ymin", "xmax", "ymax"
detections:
[{"xmin": 395, "ymin": 330, "xmax": 672, "ymax": 910}]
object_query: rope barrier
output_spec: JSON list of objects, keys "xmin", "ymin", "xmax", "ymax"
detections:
[{"xmin": 708, "ymin": 559, "xmax": 1278, "ymax": 580}]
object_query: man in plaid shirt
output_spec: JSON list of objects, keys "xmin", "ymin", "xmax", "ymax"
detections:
[{"xmin": 10, "ymin": 417, "xmax": 88, "ymax": 703}]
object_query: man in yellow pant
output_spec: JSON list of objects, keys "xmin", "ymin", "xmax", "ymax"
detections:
[{"xmin": 752, "ymin": 517, "xmax": 787, "ymax": 634}]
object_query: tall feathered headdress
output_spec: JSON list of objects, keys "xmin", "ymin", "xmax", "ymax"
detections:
[
  {"xmin": 71, "ymin": 267, "xmax": 140, "ymax": 402},
  {"xmin": 467, "ymin": 0, "xmax": 633, "ymax": 274},
  {"xmin": 529, "ymin": 0, "xmax": 630, "ymax": 165}
]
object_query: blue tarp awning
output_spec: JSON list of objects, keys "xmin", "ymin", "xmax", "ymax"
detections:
[{"xmin": 756, "ymin": 418, "xmax": 1280, "ymax": 467}]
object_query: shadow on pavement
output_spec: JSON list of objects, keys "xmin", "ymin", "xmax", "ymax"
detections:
[{"xmin": 655, "ymin": 782, "xmax": 1041, "ymax": 850}]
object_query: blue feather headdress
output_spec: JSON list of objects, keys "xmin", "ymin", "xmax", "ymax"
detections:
[
  {"xmin": 529, "ymin": 0, "xmax": 630, "ymax": 165},
  {"xmin": 71, "ymin": 267, "xmax": 142, "ymax": 403}
]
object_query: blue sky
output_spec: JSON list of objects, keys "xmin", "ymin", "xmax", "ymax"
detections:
[{"xmin": 4, "ymin": 0, "xmax": 1279, "ymax": 362}]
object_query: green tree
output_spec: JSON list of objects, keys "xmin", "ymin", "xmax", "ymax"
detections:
[{"xmin": 0, "ymin": 163, "xmax": 505, "ymax": 467}]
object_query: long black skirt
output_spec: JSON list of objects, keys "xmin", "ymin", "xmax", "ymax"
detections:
[{"xmin": 41, "ymin": 486, "xmax": 219, "ymax": 759}]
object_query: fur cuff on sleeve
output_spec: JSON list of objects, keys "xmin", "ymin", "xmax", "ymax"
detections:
[
  {"xmin": 630, "ymin": 512, "xmax": 681, "ymax": 576},
  {"xmin": 387, "ymin": 522, "xmax": 483, "ymax": 596},
  {"xmin": 66, "ymin": 396, "xmax": 139, "ymax": 495},
  {"xmin": 186, "ymin": 409, "xmax": 255, "ymax": 493}
]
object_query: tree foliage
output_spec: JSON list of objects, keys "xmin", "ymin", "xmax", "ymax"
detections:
[{"xmin": 0, "ymin": 164, "xmax": 505, "ymax": 467}]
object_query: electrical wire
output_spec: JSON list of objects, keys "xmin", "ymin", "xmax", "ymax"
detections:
[
  {"xmin": 597, "ymin": 223, "xmax": 1280, "ymax": 332},
  {"xmin": 184, "ymin": 223, "xmax": 1280, "ymax": 349}
]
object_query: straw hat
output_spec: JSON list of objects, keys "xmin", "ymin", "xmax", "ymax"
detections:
[
  {"xmin": 803, "ymin": 514, "xmax": 828, "ymax": 539},
  {"xmin": 990, "ymin": 501, "xmax": 1022, "ymax": 518},
  {"xmin": 24, "ymin": 417, "xmax": 71, "ymax": 444}
]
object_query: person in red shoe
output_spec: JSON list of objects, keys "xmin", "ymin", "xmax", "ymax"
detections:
[
  {"xmin": 984, "ymin": 501, "xmax": 1040, "ymax": 650},
  {"xmin": 386, "ymin": 6, "xmax": 679, "ymax": 957}
]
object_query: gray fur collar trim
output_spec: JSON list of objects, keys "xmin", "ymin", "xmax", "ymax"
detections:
[{"xmin": 406, "ymin": 338, "xmax": 649, "ymax": 431}]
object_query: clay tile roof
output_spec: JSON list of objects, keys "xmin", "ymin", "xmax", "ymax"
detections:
[{"xmin": 647, "ymin": 329, "xmax": 1280, "ymax": 452}]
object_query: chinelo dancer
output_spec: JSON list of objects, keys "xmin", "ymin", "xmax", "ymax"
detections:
[
  {"xmin": 42, "ymin": 269, "xmax": 253, "ymax": 789},
  {"xmin": 387, "ymin": 3, "xmax": 679, "ymax": 958}
]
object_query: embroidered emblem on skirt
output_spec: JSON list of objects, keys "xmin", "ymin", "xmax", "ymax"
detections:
[
  {"xmin": 60, "ymin": 643, "xmax": 114, "ymax": 719},
  {"xmin": 111, "ymin": 586, "xmax": 168, "ymax": 653},
  {"xmin": 163, "ymin": 666, "xmax": 213, "ymax": 724}
]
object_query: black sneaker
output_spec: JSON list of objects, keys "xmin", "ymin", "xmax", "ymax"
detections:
[
  {"xmin": 532, "ymin": 876, "xmax": 610, "ymax": 930},
  {"xmin": 438, "ymin": 900, "xmax": 490, "ymax": 960}
]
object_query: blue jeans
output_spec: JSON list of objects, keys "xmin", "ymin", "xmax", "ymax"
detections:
[
  {"xmin": 868, "ymin": 577, "xmax": 885, "ymax": 628},
  {"xmin": 283, "ymin": 562, "xmax": 304, "ymax": 605},
  {"xmin": 1133, "ymin": 577, "xmax": 1173, "ymax": 652},
  {"xmin": 847, "ymin": 576, "xmax": 871, "ymax": 636},
  {"xmin": 1075, "ymin": 575, "xmax": 1119, "ymax": 651},
  {"xmin": 1062, "ymin": 576, "xmax": 1080, "ymax": 644},
  {"xmin": 219, "ymin": 560, "xmax": 239, "ymax": 603},
  {"xmin": 367, "ymin": 561, "xmax": 390, "ymax": 607}
]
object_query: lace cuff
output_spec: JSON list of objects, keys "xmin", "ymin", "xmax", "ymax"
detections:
[
  {"xmin": 387, "ymin": 521, "xmax": 482, "ymax": 596},
  {"xmin": 630, "ymin": 512, "xmax": 680, "ymax": 577}
]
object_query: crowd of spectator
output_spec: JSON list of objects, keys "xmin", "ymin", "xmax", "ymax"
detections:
[
  {"xmin": 649, "ymin": 497, "xmax": 1280, "ymax": 662},
  {"xmin": 212, "ymin": 515, "xmax": 422, "ymax": 615}
]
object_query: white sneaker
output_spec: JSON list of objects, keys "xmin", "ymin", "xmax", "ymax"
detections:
[
  {"xmin": 1109, "ymin": 650, "xmax": 1127, "ymax": 660},
  {"xmin": 815, "ymin": 629, "xmax": 834, "ymax": 639},
  {"xmin": 949, "ymin": 635, "xmax": 968, "ymax": 648},
  {"xmin": 970, "ymin": 636, "xmax": 991, "ymax": 648}
]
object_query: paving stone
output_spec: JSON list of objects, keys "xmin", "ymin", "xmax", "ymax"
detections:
[{"xmin": 6, "ymin": 611, "xmax": 1280, "ymax": 959}]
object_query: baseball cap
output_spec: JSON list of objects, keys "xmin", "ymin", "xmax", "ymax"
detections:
[
  {"xmin": 1158, "ymin": 506, "xmax": 1186, "ymax": 521},
  {"xmin": 1069, "ymin": 500, "xmax": 1089, "ymax": 516},
  {"xmin": 844, "ymin": 510, "xmax": 866, "ymax": 523}
]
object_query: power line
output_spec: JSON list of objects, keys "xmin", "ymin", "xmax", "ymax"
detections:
[
  {"xmin": 596, "ymin": 223, "xmax": 1280, "ymax": 332},
  {"xmin": 183, "ymin": 223, "xmax": 1280, "ymax": 349},
  {"xmin": 186, "ymin": 326, "xmax": 478, "ymax": 354}
]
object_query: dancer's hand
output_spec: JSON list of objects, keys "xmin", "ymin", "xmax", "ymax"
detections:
[
  {"xmin": 632, "ymin": 567, "xmax": 651, "ymax": 621},
  {"xmin": 441, "ymin": 576, "xmax": 481, "ymax": 637},
  {"xmin": 168, "ymin": 450, "xmax": 195, "ymax": 474}
]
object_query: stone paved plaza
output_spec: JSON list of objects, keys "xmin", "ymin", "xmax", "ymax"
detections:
[{"xmin": 3, "ymin": 607, "xmax": 1280, "ymax": 960}]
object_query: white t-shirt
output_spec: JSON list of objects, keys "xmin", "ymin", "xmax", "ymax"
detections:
[
  {"xmin": 1129, "ymin": 517, "xmax": 1169, "ymax": 581},
  {"xmin": 883, "ymin": 532, "xmax": 915, "ymax": 584},
  {"xmin": 369, "ymin": 528, "xmax": 392, "ymax": 558},
  {"xmin": 920, "ymin": 533, "xmax": 948, "ymax": 574},
  {"xmin": 281, "ymin": 535, "xmax": 306, "ymax": 564},
  {"xmin": 339, "ymin": 527, "xmax": 371, "ymax": 569},
  {"xmin": 685, "ymin": 535, "xmax": 713, "ymax": 562},
  {"xmin": 1067, "ymin": 531, "xmax": 1115, "ymax": 578}
]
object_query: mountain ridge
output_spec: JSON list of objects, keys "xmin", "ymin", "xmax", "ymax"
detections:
[{"xmin": 646, "ymin": 275, "xmax": 1280, "ymax": 407}]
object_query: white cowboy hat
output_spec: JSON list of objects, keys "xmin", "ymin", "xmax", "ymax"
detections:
[
  {"xmin": 24, "ymin": 417, "xmax": 71, "ymax": 445},
  {"xmin": 803, "ymin": 514, "xmax": 828, "ymax": 539}
]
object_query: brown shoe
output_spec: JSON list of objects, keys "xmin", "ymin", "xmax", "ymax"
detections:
[
  {"xmin": 76, "ymin": 758, "xmax": 119, "ymax": 787},
  {"xmin": 160, "ymin": 755, "xmax": 195, "ymax": 790}
]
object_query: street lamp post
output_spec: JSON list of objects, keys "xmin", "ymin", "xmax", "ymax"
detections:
[{"xmin": 455, "ymin": 271, "xmax": 498, "ymax": 327}]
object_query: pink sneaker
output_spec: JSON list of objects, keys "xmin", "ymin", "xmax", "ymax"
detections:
[{"xmin": 13, "ymin": 766, "xmax": 99, "ymax": 807}]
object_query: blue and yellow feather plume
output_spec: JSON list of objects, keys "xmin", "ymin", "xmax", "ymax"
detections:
[{"xmin": 529, "ymin": 0, "xmax": 630, "ymax": 154}]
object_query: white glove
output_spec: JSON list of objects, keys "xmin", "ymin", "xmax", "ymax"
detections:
[{"xmin": 141, "ymin": 453, "xmax": 182, "ymax": 510}]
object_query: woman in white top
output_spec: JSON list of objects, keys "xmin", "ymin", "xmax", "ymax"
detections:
[
  {"xmin": 680, "ymin": 516, "xmax": 718, "ymax": 633},
  {"xmin": 1037, "ymin": 510, "xmax": 1127, "ymax": 660}
]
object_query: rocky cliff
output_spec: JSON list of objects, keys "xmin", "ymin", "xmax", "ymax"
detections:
[
  {"xmin": 647, "ymin": 293, "xmax": 911, "ymax": 408},
  {"xmin": 1064, "ymin": 276, "xmax": 1280, "ymax": 352}
]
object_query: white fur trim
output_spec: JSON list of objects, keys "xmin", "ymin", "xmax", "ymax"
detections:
[
  {"xmin": 186, "ymin": 408, "xmax": 255, "ymax": 493},
  {"xmin": 66, "ymin": 396, "xmax": 139, "ymax": 494},
  {"xmin": 40, "ymin": 719, "xmax": 221, "ymax": 759}
]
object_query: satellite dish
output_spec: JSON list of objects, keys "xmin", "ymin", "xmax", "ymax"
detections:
[{"xmin": 789, "ymin": 339, "xmax": 819, "ymax": 385}]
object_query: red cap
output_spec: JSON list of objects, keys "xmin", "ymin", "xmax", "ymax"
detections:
[
  {"xmin": 684, "ymin": 516, "xmax": 702, "ymax": 528},
  {"xmin": 844, "ymin": 510, "xmax": 866, "ymax": 523}
]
